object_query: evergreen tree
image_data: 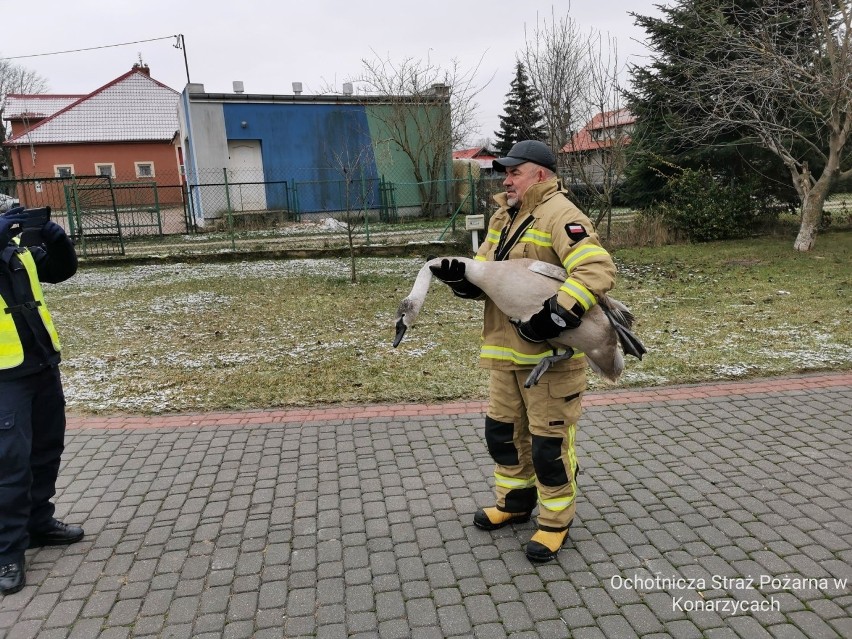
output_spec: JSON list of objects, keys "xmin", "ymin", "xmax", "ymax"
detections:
[
  {"xmin": 494, "ymin": 61, "xmax": 546, "ymax": 156},
  {"xmin": 622, "ymin": 0, "xmax": 807, "ymax": 209}
]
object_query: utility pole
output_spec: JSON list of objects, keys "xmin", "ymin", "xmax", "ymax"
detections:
[{"xmin": 174, "ymin": 34, "xmax": 190, "ymax": 84}]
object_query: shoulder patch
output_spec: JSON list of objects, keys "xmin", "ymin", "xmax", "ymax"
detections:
[{"xmin": 565, "ymin": 223, "xmax": 588, "ymax": 242}]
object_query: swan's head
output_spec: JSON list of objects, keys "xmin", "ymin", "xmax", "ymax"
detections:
[{"xmin": 393, "ymin": 297, "xmax": 417, "ymax": 347}]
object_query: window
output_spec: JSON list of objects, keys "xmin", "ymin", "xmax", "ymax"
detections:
[
  {"xmin": 135, "ymin": 162, "xmax": 155, "ymax": 178},
  {"xmin": 95, "ymin": 163, "xmax": 115, "ymax": 178},
  {"xmin": 54, "ymin": 165, "xmax": 74, "ymax": 178}
]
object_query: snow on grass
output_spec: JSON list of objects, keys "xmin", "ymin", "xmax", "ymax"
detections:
[
  {"xmin": 49, "ymin": 235, "xmax": 851, "ymax": 415},
  {"xmin": 54, "ymin": 258, "xmax": 425, "ymax": 292}
]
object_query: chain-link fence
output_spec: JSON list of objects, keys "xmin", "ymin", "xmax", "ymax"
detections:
[
  {"xmin": 0, "ymin": 166, "xmax": 513, "ymax": 260},
  {"xmin": 1, "ymin": 170, "xmax": 193, "ymax": 258}
]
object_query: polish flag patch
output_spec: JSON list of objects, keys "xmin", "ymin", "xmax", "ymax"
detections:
[{"xmin": 565, "ymin": 223, "xmax": 589, "ymax": 241}]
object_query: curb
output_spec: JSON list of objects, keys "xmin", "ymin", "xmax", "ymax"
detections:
[{"xmin": 65, "ymin": 371, "xmax": 852, "ymax": 431}]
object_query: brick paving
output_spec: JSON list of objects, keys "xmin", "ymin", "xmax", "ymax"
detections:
[{"xmin": 1, "ymin": 372, "xmax": 850, "ymax": 639}]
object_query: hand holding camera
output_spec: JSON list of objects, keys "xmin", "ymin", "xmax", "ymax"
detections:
[
  {"xmin": 0, "ymin": 206, "xmax": 61, "ymax": 246},
  {"xmin": 0, "ymin": 207, "xmax": 28, "ymax": 245}
]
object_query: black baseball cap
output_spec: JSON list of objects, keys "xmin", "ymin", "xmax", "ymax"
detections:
[{"xmin": 493, "ymin": 140, "xmax": 556, "ymax": 172}]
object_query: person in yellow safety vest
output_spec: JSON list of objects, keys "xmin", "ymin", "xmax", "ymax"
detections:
[
  {"xmin": 430, "ymin": 140, "xmax": 617, "ymax": 563},
  {"xmin": 0, "ymin": 207, "xmax": 81, "ymax": 596}
]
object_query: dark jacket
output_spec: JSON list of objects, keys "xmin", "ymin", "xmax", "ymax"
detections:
[{"xmin": 0, "ymin": 234, "xmax": 77, "ymax": 381}]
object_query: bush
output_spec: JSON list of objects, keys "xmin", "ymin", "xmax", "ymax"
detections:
[{"xmin": 660, "ymin": 168, "xmax": 780, "ymax": 242}]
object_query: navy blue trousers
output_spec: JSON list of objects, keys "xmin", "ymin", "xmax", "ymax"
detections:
[{"xmin": 0, "ymin": 367, "xmax": 66, "ymax": 563}]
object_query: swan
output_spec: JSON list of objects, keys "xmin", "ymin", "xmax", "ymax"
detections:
[{"xmin": 393, "ymin": 257, "xmax": 646, "ymax": 387}]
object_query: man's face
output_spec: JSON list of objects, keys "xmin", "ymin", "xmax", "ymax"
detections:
[{"xmin": 503, "ymin": 163, "xmax": 544, "ymax": 207}]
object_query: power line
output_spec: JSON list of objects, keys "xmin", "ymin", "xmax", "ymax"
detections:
[{"xmin": 1, "ymin": 35, "xmax": 179, "ymax": 61}]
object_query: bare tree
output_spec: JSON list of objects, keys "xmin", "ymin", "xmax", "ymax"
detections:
[
  {"xmin": 355, "ymin": 53, "xmax": 489, "ymax": 216},
  {"xmin": 0, "ymin": 58, "xmax": 49, "ymax": 176},
  {"xmin": 661, "ymin": 0, "xmax": 852, "ymax": 251},
  {"xmin": 523, "ymin": 11, "xmax": 630, "ymax": 236},
  {"xmin": 522, "ymin": 6, "xmax": 592, "ymax": 155},
  {"xmin": 560, "ymin": 33, "xmax": 631, "ymax": 237},
  {"xmin": 328, "ymin": 144, "xmax": 378, "ymax": 283}
]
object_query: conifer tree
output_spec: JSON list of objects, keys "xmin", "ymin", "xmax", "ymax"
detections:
[{"xmin": 494, "ymin": 61, "xmax": 546, "ymax": 156}]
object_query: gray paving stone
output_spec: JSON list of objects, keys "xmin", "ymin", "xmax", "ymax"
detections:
[{"xmin": 2, "ymin": 379, "xmax": 850, "ymax": 639}]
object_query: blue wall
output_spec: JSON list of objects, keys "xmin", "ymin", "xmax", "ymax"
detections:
[{"xmin": 222, "ymin": 103, "xmax": 380, "ymax": 213}]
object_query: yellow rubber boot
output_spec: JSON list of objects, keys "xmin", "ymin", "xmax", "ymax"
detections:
[
  {"xmin": 473, "ymin": 507, "xmax": 531, "ymax": 531},
  {"xmin": 525, "ymin": 528, "xmax": 570, "ymax": 562}
]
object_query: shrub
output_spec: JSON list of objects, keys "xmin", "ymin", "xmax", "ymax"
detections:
[{"xmin": 660, "ymin": 168, "xmax": 780, "ymax": 242}]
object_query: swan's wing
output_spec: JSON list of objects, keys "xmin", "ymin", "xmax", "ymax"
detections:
[{"xmin": 527, "ymin": 261, "xmax": 567, "ymax": 282}]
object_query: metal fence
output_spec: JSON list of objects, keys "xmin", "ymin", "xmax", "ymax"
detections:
[{"xmin": 0, "ymin": 166, "xmax": 502, "ymax": 259}]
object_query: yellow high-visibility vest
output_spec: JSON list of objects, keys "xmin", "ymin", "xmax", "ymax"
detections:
[{"xmin": 0, "ymin": 248, "xmax": 61, "ymax": 369}]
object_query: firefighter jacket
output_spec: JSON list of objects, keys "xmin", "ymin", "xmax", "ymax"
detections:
[
  {"xmin": 0, "ymin": 234, "xmax": 77, "ymax": 380},
  {"xmin": 474, "ymin": 177, "xmax": 616, "ymax": 372}
]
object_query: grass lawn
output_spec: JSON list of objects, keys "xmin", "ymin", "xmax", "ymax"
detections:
[{"xmin": 49, "ymin": 230, "xmax": 851, "ymax": 415}]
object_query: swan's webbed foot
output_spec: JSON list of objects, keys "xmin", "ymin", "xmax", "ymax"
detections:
[{"xmin": 524, "ymin": 348, "xmax": 575, "ymax": 388}]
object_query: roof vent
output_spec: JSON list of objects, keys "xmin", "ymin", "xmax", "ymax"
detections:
[
  {"xmin": 292, "ymin": 82, "xmax": 303, "ymax": 95},
  {"xmin": 233, "ymin": 81, "xmax": 244, "ymax": 94},
  {"xmin": 342, "ymin": 82, "xmax": 353, "ymax": 96}
]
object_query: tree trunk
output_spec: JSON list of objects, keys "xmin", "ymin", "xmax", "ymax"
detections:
[{"xmin": 793, "ymin": 176, "xmax": 831, "ymax": 252}]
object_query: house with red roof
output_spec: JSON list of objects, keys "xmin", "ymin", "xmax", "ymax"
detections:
[
  {"xmin": 3, "ymin": 64, "xmax": 181, "ymax": 209},
  {"xmin": 452, "ymin": 146, "xmax": 497, "ymax": 171},
  {"xmin": 560, "ymin": 108, "xmax": 635, "ymax": 186}
]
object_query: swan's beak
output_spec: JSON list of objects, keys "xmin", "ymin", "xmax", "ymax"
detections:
[{"xmin": 393, "ymin": 317, "xmax": 407, "ymax": 348}]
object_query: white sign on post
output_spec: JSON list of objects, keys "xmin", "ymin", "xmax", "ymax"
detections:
[{"xmin": 465, "ymin": 215, "xmax": 485, "ymax": 252}]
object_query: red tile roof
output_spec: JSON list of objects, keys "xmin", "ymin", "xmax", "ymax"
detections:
[
  {"xmin": 453, "ymin": 147, "xmax": 497, "ymax": 169},
  {"xmin": 4, "ymin": 95, "xmax": 86, "ymax": 120},
  {"xmin": 561, "ymin": 108, "xmax": 636, "ymax": 154},
  {"xmin": 4, "ymin": 67, "xmax": 179, "ymax": 146}
]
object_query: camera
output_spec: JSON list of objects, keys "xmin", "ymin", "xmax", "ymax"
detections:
[{"xmin": 1, "ymin": 206, "xmax": 52, "ymax": 247}]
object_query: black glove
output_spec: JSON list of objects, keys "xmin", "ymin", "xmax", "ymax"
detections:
[
  {"xmin": 429, "ymin": 258, "xmax": 483, "ymax": 299},
  {"xmin": 515, "ymin": 295, "xmax": 581, "ymax": 343},
  {"xmin": 40, "ymin": 221, "xmax": 68, "ymax": 244},
  {"xmin": 0, "ymin": 207, "xmax": 27, "ymax": 246}
]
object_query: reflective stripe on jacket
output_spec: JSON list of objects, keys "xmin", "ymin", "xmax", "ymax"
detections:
[
  {"xmin": 0, "ymin": 248, "xmax": 61, "ymax": 369},
  {"xmin": 475, "ymin": 177, "xmax": 616, "ymax": 371}
]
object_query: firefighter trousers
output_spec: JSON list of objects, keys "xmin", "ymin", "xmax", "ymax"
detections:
[{"xmin": 485, "ymin": 367, "xmax": 586, "ymax": 531}]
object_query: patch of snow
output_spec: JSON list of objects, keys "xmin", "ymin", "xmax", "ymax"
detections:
[{"xmin": 321, "ymin": 218, "xmax": 348, "ymax": 231}]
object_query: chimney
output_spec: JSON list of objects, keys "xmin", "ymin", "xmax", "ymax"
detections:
[
  {"xmin": 342, "ymin": 82, "xmax": 353, "ymax": 96},
  {"xmin": 292, "ymin": 82, "xmax": 303, "ymax": 95},
  {"xmin": 132, "ymin": 63, "xmax": 151, "ymax": 76},
  {"xmin": 233, "ymin": 81, "xmax": 244, "ymax": 94}
]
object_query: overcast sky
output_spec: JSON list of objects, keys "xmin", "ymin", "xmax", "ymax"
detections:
[{"xmin": 3, "ymin": 0, "xmax": 664, "ymax": 146}]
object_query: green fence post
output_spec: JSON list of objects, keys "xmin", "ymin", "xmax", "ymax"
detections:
[
  {"xmin": 361, "ymin": 167, "xmax": 370, "ymax": 246},
  {"xmin": 183, "ymin": 183, "xmax": 194, "ymax": 232},
  {"xmin": 153, "ymin": 182, "xmax": 162, "ymax": 235},
  {"xmin": 293, "ymin": 179, "xmax": 301, "ymax": 222},
  {"xmin": 223, "ymin": 168, "xmax": 236, "ymax": 251},
  {"xmin": 108, "ymin": 175, "xmax": 126, "ymax": 255},
  {"xmin": 378, "ymin": 176, "xmax": 386, "ymax": 223}
]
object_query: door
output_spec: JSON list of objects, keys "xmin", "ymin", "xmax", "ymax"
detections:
[{"xmin": 227, "ymin": 140, "xmax": 267, "ymax": 211}]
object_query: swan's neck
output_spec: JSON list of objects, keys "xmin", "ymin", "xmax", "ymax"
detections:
[{"xmin": 404, "ymin": 263, "xmax": 435, "ymax": 322}]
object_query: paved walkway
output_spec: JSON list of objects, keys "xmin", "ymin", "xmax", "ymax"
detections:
[{"xmin": 1, "ymin": 372, "xmax": 850, "ymax": 639}]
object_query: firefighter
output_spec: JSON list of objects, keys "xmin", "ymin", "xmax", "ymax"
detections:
[
  {"xmin": 0, "ymin": 207, "xmax": 82, "ymax": 596},
  {"xmin": 431, "ymin": 140, "xmax": 616, "ymax": 562}
]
